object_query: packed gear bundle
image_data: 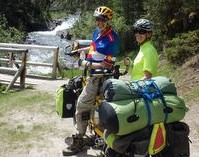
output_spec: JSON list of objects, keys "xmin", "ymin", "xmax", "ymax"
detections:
[
  {"xmin": 102, "ymin": 76, "xmax": 177, "ymax": 101},
  {"xmin": 100, "ymin": 92, "xmax": 187, "ymax": 135},
  {"xmin": 100, "ymin": 76, "xmax": 190, "ymax": 157},
  {"xmin": 100, "ymin": 77, "xmax": 188, "ymax": 135}
]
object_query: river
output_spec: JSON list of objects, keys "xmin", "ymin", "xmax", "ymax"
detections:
[{"xmin": 24, "ymin": 14, "xmax": 80, "ymax": 74}]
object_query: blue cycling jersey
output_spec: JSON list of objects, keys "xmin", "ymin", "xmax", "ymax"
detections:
[{"xmin": 86, "ymin": 26, "xmax": 119, "ymax": 66}]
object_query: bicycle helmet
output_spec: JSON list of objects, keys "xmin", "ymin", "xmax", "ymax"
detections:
[
  {"xmin": 93, "ymin": 6, "xmax": 113, "ymax": 21},
  {"xmin": 133, "ymin": 19, "xmax": 153, "ymax": 32}
]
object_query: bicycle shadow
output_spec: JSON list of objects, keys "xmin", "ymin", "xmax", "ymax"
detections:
[
  {"xmin": 63, "ymin": 147, "xmax": 103, "ymax": 157},
  {"xmin": 76, "ymin": 148, "xmax": 103, "ymax": 157},
  {"xmin": 64, "ymin": 136, "xmax": 104, "ymax": 157}
]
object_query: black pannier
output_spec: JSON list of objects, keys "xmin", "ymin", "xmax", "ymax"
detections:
[
  {"xmin": 55, "ymin": 75, "xmax": 83, "ymax": 118},
  {"xmin": 161, "ymin": 121, "xmax": 190, "ymax": 157}
]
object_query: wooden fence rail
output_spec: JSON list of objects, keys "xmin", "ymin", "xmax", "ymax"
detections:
[
  {"xmin": 0, "ymin": 47, "xmax": 28, "ymax": 92},
  {"xmin": 0, "ymin": 43, "xmax": 61, "ymax": 79}
]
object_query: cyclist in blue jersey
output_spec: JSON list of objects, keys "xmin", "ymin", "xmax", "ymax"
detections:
[{"xmin": 62, "ymin": 6, "xmax": 120, "ymax": 156}]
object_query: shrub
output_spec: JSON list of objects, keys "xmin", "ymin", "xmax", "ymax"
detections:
[
  {"xmin": 0, "ymin": 84, "xmax": 7, "ymax": 93},
  {"xmin": 0, "ymin": 16, "xmax": 25, "ymax": 43},
  {"xmin": 166, "ymin": 30, "xmax": 199, "ymax": 65}
]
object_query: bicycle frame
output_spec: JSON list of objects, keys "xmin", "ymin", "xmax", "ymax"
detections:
[
  {"xmin": 72, "ymin": 65, "xmax": 128, "ymax": 147},
  {"xmin": 83, "ymin": 67, "xmax": 122, "ymax": 137}
]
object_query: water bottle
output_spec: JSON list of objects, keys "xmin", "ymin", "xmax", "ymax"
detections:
[
  {"xmin": 94, "ymin": 108, "xmax": 100, "ymax": 125},
  {"xmin": 79, "ymin": 51, "xmax": 86, "ymax": 70},
  {"xmin": 79, "ymin": 50, "xmax": 86, "ymax": 60}
]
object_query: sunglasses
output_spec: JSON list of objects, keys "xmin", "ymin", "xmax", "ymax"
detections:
[
  {"xmin": 133, "ymin": 29, "xmax": 147, "ymax": 34},
  {"xmin": 96, "ymin": 17, "xmax": 107, "ymax": 22}
]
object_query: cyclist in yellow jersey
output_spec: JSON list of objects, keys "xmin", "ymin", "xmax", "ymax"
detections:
[
  {"xmin": 105, "ymin": 19, "xmax": 160, "ymax": 157},
  {"xmin": 131, "ymin": 19, "xmax": 158, "ymax": 81}
]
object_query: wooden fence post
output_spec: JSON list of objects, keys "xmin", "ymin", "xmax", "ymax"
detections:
[
  {"xmin": 20, "ymin": 50, "xmax": 27, "ymax": 88},
  {"xmin": 3, "ymin": 49, "xmax": 28, "ymax": 92},
  {"xmin": 52, "ymin": 47, "xmax": 59, "ymax": 79},
  {"xmin": 8, "ymin": 52, "xmax": 13, "ymax": 67}
]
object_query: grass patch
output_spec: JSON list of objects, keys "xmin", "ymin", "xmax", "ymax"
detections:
[
  {"xmin": 7, "ymin": 128, "xmax": 30, "ymax": 142},
  {"xmin": 0, "ymin": 122, "xmax": 54, "ymax": 150},
  {"xmin": 0, "ymin": 123, "xmax": 30, "ymax": 146},
  {"xmin": 0, "ymin": 90, "xmax": 56, "ymax": 151},
  {"xmin": 157, "ymin": 58, "xmax": 177, "ymax": 78},
  {"xmin": 0, "ymin": 84, "xmax": 7, "ymax": 93},
  {"xmin": 0, "ymin": 90, "xmax": 53, "ymax": 115},
  {"xmin": 182, "ymin": 88, "xmax": 199, "ymax": 103},
  {"xmin": 63, "ymin": 69, "xmax": 83, "ymax": 78},
  {"xmin": 157, "ymin": 57, "xmax": 199, "ymax": 103},
  {"xmin": 50, "ymin": 11, "xmax": 69, "ymax": 20}
]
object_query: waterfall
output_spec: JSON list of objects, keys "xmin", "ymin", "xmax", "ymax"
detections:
[{"xmin": 25, "ymin": 14, "xmax": 80, "ymax": 74}]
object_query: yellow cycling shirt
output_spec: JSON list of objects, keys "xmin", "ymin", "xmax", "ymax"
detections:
[{"xmin": 131, "ymin": 41, "xmax": 158, "ymax": 81}]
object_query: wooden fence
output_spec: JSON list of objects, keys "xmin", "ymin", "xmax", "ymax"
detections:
[
  {"xmin": 0, "ymin": 47, "xmax": 28, "ymax": 92},
  {"xmin": 0, "ymin": 43, "xmax": 63, "ymax": 92},
  {"xmin": 0, "ymin": 43, "xmax": 61, "ymax": 78}
]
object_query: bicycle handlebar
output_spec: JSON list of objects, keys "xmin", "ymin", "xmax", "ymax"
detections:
[
  {"xmin": 65, "ymin": 50, "xmax": 80, "ymax": 57},
  {"xmin": 65, "ymin": 52, "xmax": 129, "ymax": 78},
  {"xmin": 90, "ymin": 66, "xmax": 128, "ymax": 78}
]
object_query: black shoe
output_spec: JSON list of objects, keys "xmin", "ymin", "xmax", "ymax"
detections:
[{"xmin": 62, "ymin": 134, "xmax": 84, "ymax": 156}]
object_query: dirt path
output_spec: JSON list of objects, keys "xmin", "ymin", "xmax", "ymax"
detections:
[
  {"xmin": 1, "ymin": 74, "xmax": 198, "ymax": 157},
  {"xmin": 183, "ymin": 103, "xmax": 199, "ymax": 157},
  {"xmin": 0, "ymin": 74, "xmax": 104, "ymax": 157},
  {"xmin": 28, "ymin": 77, "xmax": 105, "ymax": 157}
]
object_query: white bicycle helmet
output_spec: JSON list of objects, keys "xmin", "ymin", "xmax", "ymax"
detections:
[{"xmin": 133, "ymin": 19, "xmax": 153, "ymax": 32}]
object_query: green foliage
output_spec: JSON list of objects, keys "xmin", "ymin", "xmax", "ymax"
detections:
[
  {"xmin": 166, "ymin": 30, "xmax": 199, "ymax": 65},
  {"xmin": 0, "ymin": 0, "xmax": 51, "ymax": 32},
  {"xmin": 0, "ymin": 16, "xmax": 25, "ymax": 43},
  {"xmin": 50, "ymin": 10, "xmax": 69, "ymax": 20},
  {"xmin": 0, "ymin": 84, "xmax": 7, "ymax": 93},
  {"xmin": 52, "ymin": 0, "xmax": 108, "ymax": 13},
  {"xmin": 157, "ymin": 57, "xmax": 177, "ymax": 77},
  {"xmin": 121, "ymin": 0, "xmax": 145, "ymax": 25},
  {"xmin": 0, "ymin": 90, "xmax": 52, "ymax": 115},
  {"xmin": 0, "ymin": 0, "xmax": 198, "ymax": 64},
  {"xmin": 70, "ymin": 11, "xmax": 95, "ymax": 39},
  {"xmin": 112, "ymin": 13, "xmax": 134, "ymax": 54},
  {"xmin": 144, "ymin": 0, "xmax": 199, "ymax": 39},
  {"xmin": 63, "ymin": 69, "xmax": 83, "ymax": 78}
]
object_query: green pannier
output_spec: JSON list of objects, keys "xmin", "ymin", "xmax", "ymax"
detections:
[
  {"xmin": 55, "ymin": 84, "xmax": 77, "ymax": 118},
  {"xmin": 99, "ymin": 95, "xmax": 188, "ymax": 135},
  {"xmin": 104, "ymin": 126, "xmax": 152, "ymax": 154},
  {"xmin": 55, "ymin": 75, "xmax": 83, "ymax": 118},
  {"xmin": 103, "ymin": 76, "xmax": 177, "ymax": 101}
]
